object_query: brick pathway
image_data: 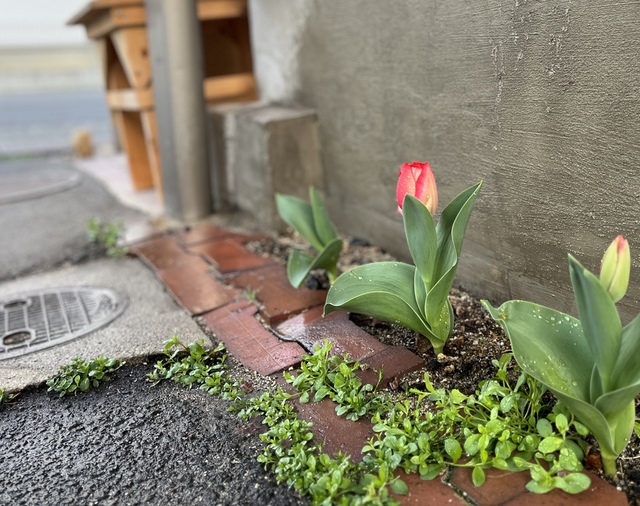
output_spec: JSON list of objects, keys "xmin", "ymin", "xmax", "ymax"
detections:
[{"xmin": 130, "ymin": 224, "xmax": 627, "ymax": 505}]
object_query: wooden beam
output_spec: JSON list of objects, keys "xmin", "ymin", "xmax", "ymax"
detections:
[
  {"xmin": 203, "ymin": 72, "xmax": 255, "ymax": 103},
  {"xmin": 85, "ymin": 6, "xmax": 146, "ymax": 39},
  {"xmin": 106, "ymin": 88, "xmax": 154, "ymax": 111},
  {"xmin": 197, "ymin": 0, "xmax": 247, "ymax": 20},
  {"xmin": 110, "ymin": 27, "xmax": 152, "ymax": 89}
]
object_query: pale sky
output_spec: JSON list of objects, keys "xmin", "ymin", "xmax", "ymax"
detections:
[{"xmin": 0, "ymin": 0, "xmax": 91, "ymax": 47}]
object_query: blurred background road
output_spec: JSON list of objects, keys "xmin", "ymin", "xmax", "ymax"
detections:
[{"xmin": 0, "ymin": 0, "xmax": 113, "ymax": 158}]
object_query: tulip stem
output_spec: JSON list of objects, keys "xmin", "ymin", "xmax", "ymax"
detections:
[{"xmin": 601, "ymin": 453, "xmax": 618, "ymax": 477}]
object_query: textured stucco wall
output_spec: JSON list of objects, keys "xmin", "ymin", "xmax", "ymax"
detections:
[{"xmin": 248, "ymin": 0, "xmax": 640, "ymax": 319}]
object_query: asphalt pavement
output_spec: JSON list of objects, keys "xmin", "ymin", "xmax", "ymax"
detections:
[{"xmin": 0, "ymin": 156, "xmax": 307, "ymax": 505}]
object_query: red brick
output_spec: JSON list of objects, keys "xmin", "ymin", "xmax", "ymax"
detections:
[
  {"xmin": 276, "ymin": 306, "xmax": 387, "ymax": 360},
  {"xmin": 189, "ymin": 238, "xmax": 275, "ymax": 274},
  {"xmin": 175, "ymin": 225, "xmax": 234, "ymax": 246},
  {"xmin": 201, "ymin": 300, "xmax": 304, "ymax": 375},
  {"xmin": 280, "ymin": 379, "xmax": 375, "ymax": 459},
  {"xmin": 130, "ymin": 235, "xmax": 193, "ymax": 271},
  {"xmin": 449, "ymin": 466, "xmax": 529, "ymax": 505},
  {"xmin": 450, "ymin": 467, "xmax": 627, "ymax": 506},
  {"xmin": 503, "ymin": 472, "xmax": 627, "ymax": 506},
  {"xmin": 157, "ymin": 256, "xmax": 239, "ymax": 315},
  {"xmin": 226, "ymin": 265, "xmax": 327, "ymax": 325},
  {"xmin": 393, "ymin": 470, "xmax": 466, "ymax": 505}
]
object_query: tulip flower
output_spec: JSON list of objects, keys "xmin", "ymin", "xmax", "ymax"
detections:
[
  {"xmin": 600, "ymin": 235, "xmax": 630, "ymax": 303},
  {"xmin": 327, "ymin": 161, "xmax": 482, "ymax": 355},
  {"xmin": 396, "ymin": 162, "xmax": 438, "ymax": 215},
  {"xmin": 484, "ymin": 238, "xmax": 640, "ymax": 476}
]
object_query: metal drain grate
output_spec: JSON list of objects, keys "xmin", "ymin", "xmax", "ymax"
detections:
[{"xmin": 0, "ymin": 287, "xmax": 128, "ymax": 360}]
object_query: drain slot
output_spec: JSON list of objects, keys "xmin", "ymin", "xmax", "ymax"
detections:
[{"xmin": 0, "ymin": 287, "xmax": 128, "ymax": 360}]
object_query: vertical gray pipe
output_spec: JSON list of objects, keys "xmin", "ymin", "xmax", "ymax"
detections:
[{"xmin": 145, "ymin": 0, "xmax": 212, "ymax": 220}]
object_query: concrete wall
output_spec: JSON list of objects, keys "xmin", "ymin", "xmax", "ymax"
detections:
[{"xmin": 247, "ymin": 0, "xmax": 640, "ymax": 319}]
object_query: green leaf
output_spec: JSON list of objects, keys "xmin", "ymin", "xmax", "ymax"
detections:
[
  {"xmin": 403, "ymin": 195, "xmax": 437, "ymax": 287},
  {"xmin": 615, "ymin": 312, "xmax": 640, "ymax": 383},
  {"xmin": 309, "ymin": 187, "xmax": 338, "ymax": 246},
  {"xmin": 390, "ymin": 478, "xmax": 409, "ymax": 495},
  {"xmin": 552, "ymin": 473, "xmax": 591, "ymax": 494},
  {"xmin": 482, "ymin": 300, "xmax": 593, "ymax": 403},
  {"xmin": 286, "ymin": 238, "xmax": 343, "ymax": 288},
  {"xmin": 536, "ymin": 419, "xmax": 554, "ymax": 438},
  {"xmin": 444, "ymin": 438, "xmax": 462, "ymax": 461},
  {"xmin": 420, "ymin": 464, "xmax": 443, "ymax": 480},
  {"xmin": 325, "ymin": 262, "xmax": 439, "ymax": 346},
  {"xmin": 275, "ymin": 193, "xmax": 323, "ymax": 252},
  {"xmin": 538, "ymin": 436, "xmax": 564, "ymax": 454},
  {"xmin": 569, "ymin": 255, "xmax": 622, "ymax": 387},
  {"xmin": 472, "ymin": 466, "xmax": 486, "ymax": 487}
]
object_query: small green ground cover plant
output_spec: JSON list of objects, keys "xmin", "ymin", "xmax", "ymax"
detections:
[
  {"xmin": 147, "ymin": 335, "xmax": 241, "ymax": 400},
  {"xmin": 152, "ymin": 337, "xmax": 595, "ymax": 503},
  {"xmin": 46, "ymin": 355, "xmax": 123, "ymax": 397},
  {"xmin": 87, "ymin": 217, "xmax": 126, "ymax": 257},
  {"xmin": 0, "ymin": 388, "xmax": 16, "ymax": 407}
]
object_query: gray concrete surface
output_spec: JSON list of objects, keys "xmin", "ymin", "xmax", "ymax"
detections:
[
  {"xmin": 0, "ymin": 257, "xmax": 206, "ymax": 391},
  {"xmin": 246, "ymin": 0, "xmax": 640, "ymax": 319},
  {"xmin": 0, "ymin": 158, "xmax": 139, "ymax": 281}
]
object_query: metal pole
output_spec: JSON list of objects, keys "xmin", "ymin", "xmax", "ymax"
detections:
[{"xmin": 145, "ymin": 0, "xmax": 212, "ymax": 220}]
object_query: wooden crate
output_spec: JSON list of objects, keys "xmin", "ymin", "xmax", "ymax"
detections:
[{"xmin": 69, "ymin": 0, "xmax": 257, "ymax": 193}]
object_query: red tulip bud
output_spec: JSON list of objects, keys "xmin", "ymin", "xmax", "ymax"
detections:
[{"xmin": 396, "ymin": 162, "xmax": 438, "ymax": 215}]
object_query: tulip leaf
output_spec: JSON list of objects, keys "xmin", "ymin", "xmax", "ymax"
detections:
[
  {"xmin": 568, "ymin": 255, "xmax": 622, "ymax": 388},
  {"xmin": 611, "ymin": 312, "xmax": 640, "ymax": 391},
  {"xmin": 426, "ymin": 182, "xmax": 482, "ymax": 328},
  {"xmin": 287, "ymin": 238, "xmax": 343, "ymax": 289},
  {"xmin": 324, "ymin": 262, "xmax": 438, "ymax": 345},
  {"xmin": 309, "ymin": 187, "xmax": 338, "ymax": 246},
  {"xmin": 276, "ymin": 193, "xmax": 324, "ymax": 252},
  {"xmin": 403, "ymin": 194, "xmax": 437, "ymax": 286},
  {"xmin": 482, "ymin": 300, "xmax": 593, "ymax": 402},
  {"xmin": 433, "ymin": 182, "xmax": 482, "ymax": 283}
]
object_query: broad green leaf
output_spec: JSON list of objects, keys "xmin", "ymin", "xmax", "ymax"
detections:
[
  {"xmin": 286, "ymin": 238, "xmax": 343, "ymax": 288},
  {"xmin": 325, "ymin": 262, "xmax": 440, "ymax": 347},
  {"xmin": 569, "ymin": 255, "xmax": 621, "ymax": 386},
  {"xmin": 275, "ymin": 193, "xmax": 324, "ymax": 252},
  {"xmin": 403, "ymin": 194, "xmax": 437, "ymax": 286},
  {"xmin": 482, "ymin": 300, "xmax": 593, "ymax": 402},
  {"xmin": 432, "ymin": 182, "xmax": 482, "ymax": 283},
  {"xmin": 309, "ymin": 187, "xmax": 338, "ymax": 245},
  {"xmin": 426, "ymin": 182, "xmax": 482, "ymax": 329},
  {"xmin": 611, "ymin": 312, "xmax": 640, "ymax": 391}
]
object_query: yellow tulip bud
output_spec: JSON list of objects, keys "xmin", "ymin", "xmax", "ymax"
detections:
[{"xmin": 600, "ymin": 236, "xmax": 630, "ymax": 303}]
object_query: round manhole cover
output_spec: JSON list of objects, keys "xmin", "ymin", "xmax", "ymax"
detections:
[
  {"xmin": 0, "ymin": 166, "xmax": 80, "ymax": 205},
  {"xmin": 0, "ymin": 287, "xmax": 128, "ymax": 360}
]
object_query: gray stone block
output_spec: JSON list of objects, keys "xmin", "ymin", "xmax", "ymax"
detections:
[{"xmin": 208, "ymin": 103, "xmax": 324, "ymax": 230}]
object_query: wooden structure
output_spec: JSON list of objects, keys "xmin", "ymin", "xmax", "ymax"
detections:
[{"xmin": 69, "ymin": 0, "xmax": 256, "ymax": 192}]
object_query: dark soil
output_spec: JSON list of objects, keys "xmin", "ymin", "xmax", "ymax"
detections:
[{"xmin": 250, "ymin": 231, "xmax": 640, "ymax": 505}]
